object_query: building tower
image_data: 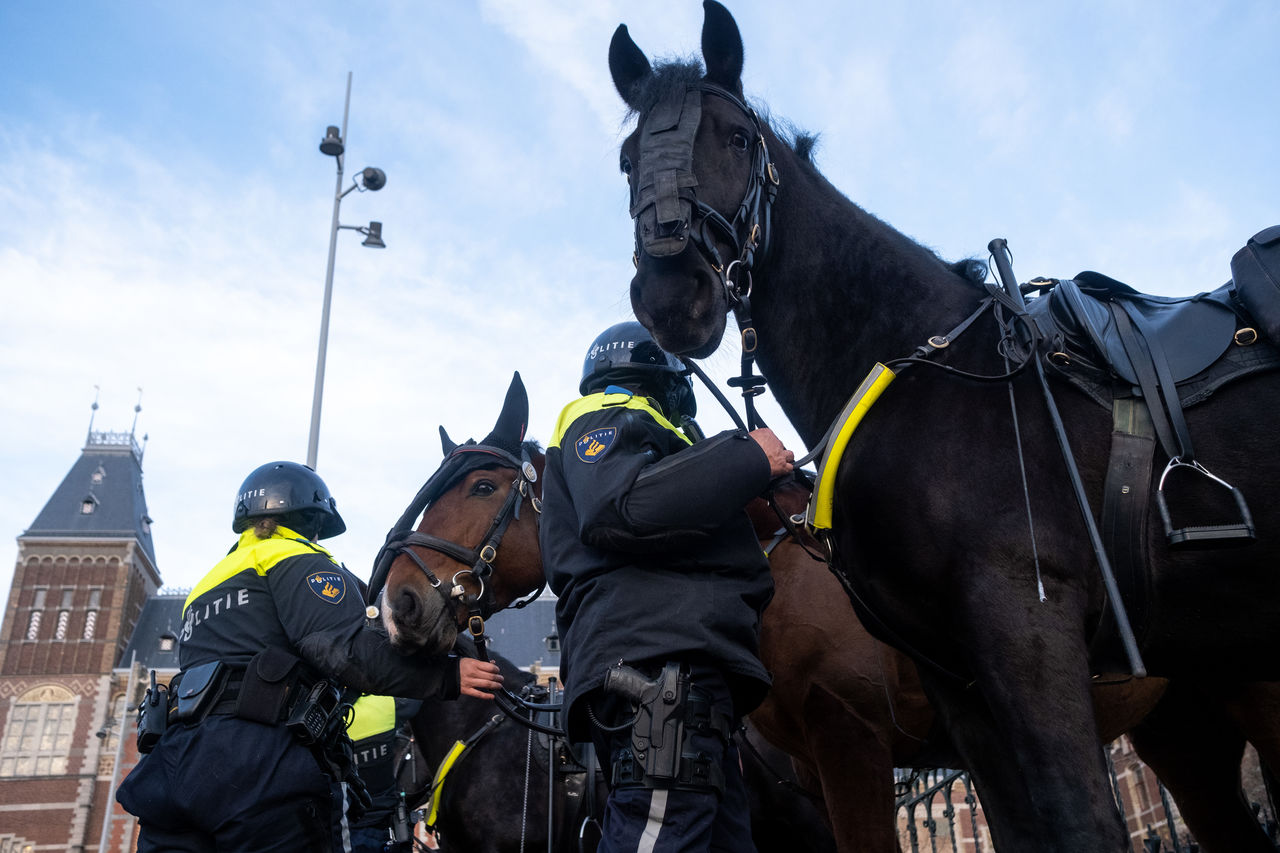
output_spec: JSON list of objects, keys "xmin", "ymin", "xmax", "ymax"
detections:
[{"xmin": 0, "ymin": 408, "xmax": 161, "ymax": 852}]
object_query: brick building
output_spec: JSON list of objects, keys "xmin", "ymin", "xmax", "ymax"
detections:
[
  {"xmin": 0, "ymin": 427, "xmax": 160, "ymax": 852},
  {"xmin": 0, "ymin": 424, "xmax": 559, "ymax": 852}
]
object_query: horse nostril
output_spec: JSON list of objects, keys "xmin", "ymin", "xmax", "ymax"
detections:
[{"xmin": 396, "ymin": 587, "xmax": 420, "ymax": 620}]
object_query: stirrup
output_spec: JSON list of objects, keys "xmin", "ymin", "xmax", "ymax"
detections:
[{"xmin": 1156, "ymin": 458, "xmax": 1256, "ymax": 548}]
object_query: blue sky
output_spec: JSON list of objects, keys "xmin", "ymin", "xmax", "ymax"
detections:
[{"xmin": 2, "ymin": 0, "xmax": 1276, "ymax": 602}]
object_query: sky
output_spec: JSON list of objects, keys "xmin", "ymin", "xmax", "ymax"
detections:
[{"xmin": 1, "ymin": 0, "xmax": 1276, "ymax": 606}]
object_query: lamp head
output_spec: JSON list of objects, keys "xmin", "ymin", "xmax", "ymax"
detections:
[
  {"xmin": 359, "ymin": 167, "xmax": 387, "ymax": 191},
  {"xmin": 362, "ymin": 221, "xmax": 386, "ymax": 249},
  {"xmin": 319, "ymin": 126, "xmax": 344, "ymax": 157}
]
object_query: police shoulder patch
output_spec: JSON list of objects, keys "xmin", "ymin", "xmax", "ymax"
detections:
[
  {"xmin": 575, "ymin": 427, "xmax": 617, "ymax": 463},
  {"xmin": 307, "ymin": 571, "xmax": 346, "ymax": 605}
]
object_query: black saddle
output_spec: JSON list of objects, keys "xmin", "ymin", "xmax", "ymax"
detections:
[
  {"xmin": 1025, "ymin": 271, "xmax": 1274, "ymax": 549},
  {"xmin": 1038, "ymin": 272, "xmax": 1241, "ymax": 388}
]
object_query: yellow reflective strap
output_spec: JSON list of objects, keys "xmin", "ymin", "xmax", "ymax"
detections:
[
  {"xmin": 184, "ymin": 526, "xmax": 339, "ymax": 613},
  {"xmin": 346, "ymin": 694, "xmax": 397, "ymax": 742},
  {"xmin": 549, "ymin": 392, "xmax": 692, "ymax": 449},
  {"xmin": 806, "ymin": 363, "xmax": 897, "ymax": 530},
  {"xmin": 426, "ymin": 740, "xmax": 469, "ymax": 827}
]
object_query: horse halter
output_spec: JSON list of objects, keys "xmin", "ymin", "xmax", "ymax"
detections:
[
  {"xmin": 367, "ymin": 443, "xmax": 543, "ymax": 621},
  {"xmin": 630, "ymin": 82, "xmax": 779, "ymax": 304}
]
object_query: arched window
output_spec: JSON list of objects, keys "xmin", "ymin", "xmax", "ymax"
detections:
[
  {"xmin": 0, "ymin": 685, "xmax": 78, "ymax": 777},
  {"xmin": 24, "ymin": 589, "xmax": 47, "ymax": 641},
  {"xmin": 53, "ymin": 589, "xmax": 74, "ymax": 641}
]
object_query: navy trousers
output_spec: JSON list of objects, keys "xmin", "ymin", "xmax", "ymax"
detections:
[
  {"xmin": 117, "ymin": 715, "xmax": 333, "ymax": 852},
  {"xmin": 591, "ymin": 668, "xmax": 757, "ymax": 853},
  {"xmin": 598, "ymin": 741, "xmax": 755, "ymax": 853}
]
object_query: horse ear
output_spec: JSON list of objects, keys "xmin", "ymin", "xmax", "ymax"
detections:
[
  {"xmin": 609, "ymin": 23, "xmax": 652, "ymax": 108},
  {"xmin": 482, "ymin": 371, "xmax": 528, "ymax": 452},
  {"xmin": 439, "ymin": 425, "xmax": 459, "ymax": 456},
  {"xmin": 701, "ymin": 0, "xmax": 744, "ymax": 95}
]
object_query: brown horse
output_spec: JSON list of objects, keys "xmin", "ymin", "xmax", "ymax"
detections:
[
  {"xmin": 746, "ymin": 474, "xmax": 1184, "ymax": 852},
  {"xmin": 607, "ymin": 2, "xmax": 1280, "ymax": 850},
  {"xmin": 374, "ymin": 372, "xmax": 1276, "ymax": 852},
  {"xmin": 373, "ymin": 372, "xmax": 836, "ymax": 852},
  {"xmin": 374, "ymin": 374, "xmax": 545, "ymax": 656}
]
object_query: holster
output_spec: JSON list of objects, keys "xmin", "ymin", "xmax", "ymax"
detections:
[{"xmin": 604, "ymin": 662, "xmax": 730, "ymax": 795}]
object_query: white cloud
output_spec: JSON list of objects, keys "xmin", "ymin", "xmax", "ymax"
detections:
[{"xmin": 1, "ymin": 0, "xmax": 1276, "ymax": 610}]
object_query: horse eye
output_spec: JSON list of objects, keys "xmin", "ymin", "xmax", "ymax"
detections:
[
  {"xmin": 730, "ymin": 130, "xmax": 750, "ymax": 151},
  {"xmin": 472, "ymin": 481, "xmax": 496, "ymax": 497},
  {"xmin": 620, "ymin": 156, "xmax": 633, "ymax": 177}
]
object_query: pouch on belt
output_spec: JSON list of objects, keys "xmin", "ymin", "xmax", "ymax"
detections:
[{"xmin": 175, "ymin": 661, "xmax": 227, "ymax": 724}]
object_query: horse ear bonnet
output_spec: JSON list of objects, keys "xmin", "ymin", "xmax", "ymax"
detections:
[
  {"xmin": 439, "ymin": 425, "xmax": 459, "ymax": 456},
  {"xmin": 479, "ymin": 372, "xmax": 528, "ymax": 456},
  {"xmin": 405, "ymin": 373, "xmax": 530, "ymax": 520}
]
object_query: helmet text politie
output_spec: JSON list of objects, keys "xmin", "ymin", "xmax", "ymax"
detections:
[
  {"xmin": 579, "ymin": 321, "xmax": 696, "ymax": 419},
  {"xmin": 232, "ymin": 461, "xmax": 347, "ymax": 540}
]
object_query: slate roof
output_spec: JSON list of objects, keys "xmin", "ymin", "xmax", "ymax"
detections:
[
  {"xmin": 23, "ymin": 431, "xmax": 157, "ymax": 565},
  {"xmin": 480, "ymin": 597, "xmax": 560, "ymax": 671},
  {"xmin": 119, "ymin": 594, "xmax": 185, "ymax": 670}
]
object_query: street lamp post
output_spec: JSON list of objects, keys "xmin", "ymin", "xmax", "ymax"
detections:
[{"xmin": 307, "ymin": 71, "xmax": 387, "ymax": 470}]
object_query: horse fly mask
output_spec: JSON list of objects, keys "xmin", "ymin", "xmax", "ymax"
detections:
[
  {"xmin": 367, "ymin": 442, "xmax": 543, "ymax": 621},
  {"xmin": 629, "ymin": 83, "xmax": 778, "ymax": 303}
]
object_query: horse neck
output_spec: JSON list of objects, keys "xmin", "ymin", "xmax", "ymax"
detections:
[{"xmin": 750, "ymin": 141, "xmax": 981, "ymax": 445}]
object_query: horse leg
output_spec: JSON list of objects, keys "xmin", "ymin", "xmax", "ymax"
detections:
[
  {"xmin": 921, "ymin": 591, "xmax": 1128, "ymax": 852},
  {"xmin": 800, "ymin": 682, "xmax": 902, "ymax": 853},
  {"xmin": 1222, "ymin": 681, "xmax": 1280, "ymax": 798},
  {"xmin": 1128, "ymin": 680, "xmax": 1275, "ymax": 853}
]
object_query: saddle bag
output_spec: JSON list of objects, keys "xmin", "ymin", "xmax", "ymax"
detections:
[{"xmin": 1231, "ymin": 224, "xmax": 1280, "ymax": 342}]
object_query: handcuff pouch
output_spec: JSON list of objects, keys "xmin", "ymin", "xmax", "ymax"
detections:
[{"xmin": 174, "ymin": 661, "xmax": 227, "ymax": 725}]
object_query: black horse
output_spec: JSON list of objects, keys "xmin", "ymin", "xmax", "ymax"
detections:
[
  {"xmin": 405, "ymin": 638, "xmax": 835, "ymax": 853},
  {"xmin": 606, "ymin": 2, "xmax": 1280, "ymax": 850},
  {"xmin": 406, "ymin": 643, "xmax": 600, "ymax": 853}
]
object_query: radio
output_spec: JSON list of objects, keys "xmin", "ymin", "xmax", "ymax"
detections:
[{"xmin": 286, "ymin": 681, "xmax": 342, "ymax": 745}]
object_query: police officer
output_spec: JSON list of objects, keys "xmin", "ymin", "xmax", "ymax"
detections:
[
  {"xmin": 541, "ymin": 322, "xmax": 793, "ymax": 852},
  {"xmin": 117, "ymin": 461, "xmax": 502, "ymax": 852},
  {"xmin": 342, "ymin": 694, "xmax": 420, "ymax": 853}
]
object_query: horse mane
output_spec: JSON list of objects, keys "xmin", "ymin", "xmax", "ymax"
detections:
[{"xmin": 619, "ymin": 58, "xmax": 704, "ymax": 118}]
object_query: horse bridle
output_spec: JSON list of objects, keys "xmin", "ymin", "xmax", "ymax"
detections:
[
  {"xmin": 367, "ymin": 443, "xmax": 543, "ymax": 621},
  {"xmin": 630, "ymin": 82, "xmax": 779, "ymax": 430},
  {"xmin": 630, "ymin": 82, "xmax": 778, "ymax": 306}
]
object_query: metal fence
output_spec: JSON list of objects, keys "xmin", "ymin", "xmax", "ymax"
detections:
[{"xmin": 894, "ymin": 742, "xmax": 1278, "ymax": 853}]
